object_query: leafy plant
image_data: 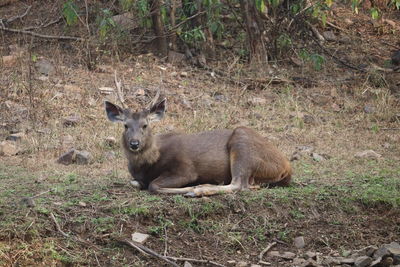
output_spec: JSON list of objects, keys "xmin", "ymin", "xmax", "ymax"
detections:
[
  {"xmin": 97, "ymin": 9, "xmax": 116, "ymax": 39},
  {"xmin": 63, "ymin": 0, "xmax": 79, "ymax": 26}
]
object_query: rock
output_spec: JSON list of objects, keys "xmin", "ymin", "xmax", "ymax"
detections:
[
  {"xmin": 354, "ymin": 256, "xmax": 372, "ymax": 267},
  {"xmin": 374, "ymin": 247, "xmax": 390, "ymax": 259},
  {"xmin": 392, "ymin": 50, "xmax": 400, "ymax": 66},
  {"xmin": 20, "ymin": 197, "xmax": 35, "ymax": 208},
  {"xmin": 293, "ymin": 257, "xmax": 307, "ymax": 266},
  {"xmin": 57, "ymin": 149, "xmax": 76, "ymax": 165},
  {"xmin": 364, "ymin": 105, "xmax": 375, "ymax": 114},
  {"xmin": 168, "ymin": 51, "xmax": 186, "ymax": 64},
  {"xmin": 356, "ymin": 245, "xmax": 378, "ymax": 257},
  {"xmin": 354, "ymin": 150, "xmax": 381, "ymax": 159},
  {"xmin": 0, "ymin": 141, "xmax": 19, "ymax": 156},
  {"xmin": 63, "ymin": 114, "xmax": 81, "ymax": 127},
  {"xmin": 312, "ymin": 153, "xmax": 325, "ymax": 162},
  {"xmin": 322, "ymin": 31, "xmax": 337, "ymax": 42},
  {"xmin": 131, "ymin": 232, "xmax": 150, "ymax": 244},
  {"xmin": 248, "ymin": 97, "xmax": 267, "ymax": 106},
  {"xmin": 340, "ymin": 257, "xmax": 355, "ymax": 264},
  {"xmin": 214, "ymin": 93, "xmax": 226, "ymax": 102},
  {"xmin": 180, "ymin": 71, "xmax": 189, "ymax": 77},
  {"xmin": 75, "ymin": 150, "xmax": 91, "ymax": 165},
  {"xmin": 129, "ymin": 180, "xmax": 142, "ymax": 189},
  {"xmin": 184, "ymin": 261, "xmax": 193, "ymax": 267},
  {"xmin": 36, "ymin": 59, "xmax": 55, "ymax": 76},
  {"xmin": 227, "ymin": 260, "xmax": 236, "ymax": 267},
  {"xmin": 236, "ymin": 261, "xmax": 248, "ymax": 267},
  {"xmin": 78, "ymin": 201, "xmax": 87, "ymax": 207},
  {"xmin": 294, "ymin": 236, "xmax": 305, "ymax": 249},
  {"xmin": 104, "ymin": 151, "xmax": 116, "ymax": 160},
  {"xmin": 112, "ymin": 12, "xmax": 136, "ymax": 31},
  {"xmin": 105, "ymin": 136, "xmax": 117, "ymax": 147},
  {"xmin": 304, "ymin": 252, "xmax": 317, "ymax": 260},
  {"xmin": 98, "ymin": 87, "xmax": 114, "ymax": 95},
  {"xmin": 281, "ymin": 252, "xmax": 296, "ymax": 260},
  {"xmin": 2, "ymin": 55, "xmax": 18, "ymax": 67},
  {"xmin": 6, "ymin": 132, "xmax": 25, "ymax": 142}
]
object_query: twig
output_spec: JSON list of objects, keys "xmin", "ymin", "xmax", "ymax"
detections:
[
  {"xmin": 23, "ymin": 17, "xmax": 62, "ymax": 31},
  {"xmin": 121, "ymin": 238, "xmax": 180, "ymax": 267},
  {"xmin": 50, "ymin": 212, "xmax": 69, "ymax": 238},
  {"xmin": 306, "ymin": 21, "xmax": 325, "ymax": 42},
  {"xmin": 114, "ymin": 71, "xmax": 127, "ymax": 108},
  {"xmin": 259, "ymin": 242, "xmax": 277, "ymax": 262},
  {"xmin": 165, "ymin": 256, "xmax": 226, "ymax": 267},
  {"xmin": 31, "ymin": 188, "xmax": 53, "ymax": 199},
  {"xmin": 5, "ymin": 5, "xmax": 31, "ymax": 24},
  {"xmin": 0, "ymin": 26, "xmax": 84, "ymax": 41},
  {"xmin": 163, "ymin": 225, "xmax": 168, "ymax": 256},
  {"xmin": 325, "ymin": 21, "xmax": 347, "ymax": 33}
]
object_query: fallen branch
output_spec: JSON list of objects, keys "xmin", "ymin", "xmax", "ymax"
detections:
[
  {"xmin": 259, "ymin": 241, "xmax": 277, "ymax": 262},
  {"xmin": 120, "ymin": 238, "xmax": 180, "ymax": 267},
  {"xmin": 165, "ymin": 256, "xmax": 226, "ymax": 267},
  {"xmin": 23, "ymin": 17, "xmax": 62, "ymax": 31},
  {"xmin": 50, "ymin": 212, "xmax": 69, "ymax": 238},
  {"xmin": 0, "ymin": 26, "xmax": 84, "ymax": 41},
  {"xmin": 5, "ymin": 5, "xmax": 31, "ymax": 24}
]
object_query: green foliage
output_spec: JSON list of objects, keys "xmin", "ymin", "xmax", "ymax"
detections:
[
  {"xmin": 120, "ymin": 0, "xmax": 134, "ymax": 11},
  {"xmin": 97, "ymin": 9, "xmax": 116, "ymax": 39},
  {"xmin": 63, "ymin": 0, "xmax": 78, "ymax": 26},
  {"xmin": 136, "ymin": 0, "xmax": 152, "ymax": 28},
  {"xmin": 276, "ymin": 34, "xmax": 292, "ymax": 51},
  {"xmin": 299, "ymin": 49, "xmax": 325, "ymax": 70},
  {"xmin": 370, "ymin": 7, "xmax": 379, "ymax": 19},
  {"xmin": 181, "ymin": 27, "xmax": 206, "ymax": 45},
  {"xmin": 393, "ymin": 0, "xmax": 400, "ymax": 9}
]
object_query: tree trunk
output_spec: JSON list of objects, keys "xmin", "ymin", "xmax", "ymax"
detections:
[
  {"xmin": 170, "ymin": 0, "xmax": 177, "ymax": 51},
  {"xmin": 240, "ymin": 0, "xmax": 268, "ymax": 65},
  {"xmin": 150, "ymin": 0, "xmax": 168, "ymax": 56}
]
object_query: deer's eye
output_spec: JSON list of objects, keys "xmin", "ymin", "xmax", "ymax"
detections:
[
  {"xmin": 124, "ymin": 124, "xmax": 128, "ymax": 129},
  {"xmin": 143, "ymin": 124, "xmax": 148, "ymax": 129}
]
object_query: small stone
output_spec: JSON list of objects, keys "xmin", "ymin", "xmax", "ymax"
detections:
[
  {"xmin": 357, "ymin": 245, "xmax": 378, "ymax": 257},
  {"xmin": 227, "ymin": 260, "xmax": 236, "ymax": 267},
  {"xmin": 322, "ymin": 31, "xmax": 337, "ymax": 42},
  {"xmin": 98, "ymin": 87, "xmax": 114, "ymax": 94},
  {"xmin": 354, "ymin": 150, "xmax": 381, "ymax": 159},
  {"xmin": 340, "ymin": 257, "xmax": 355, "ymax": 264},
  {"xmin": 57, "ymin": 149, "xmax": 76, "ymax": 165},
  {"xmin": 373, "ymin": 247, "xmax": 390, "ymax": 259},
  {"xmin": 2, "ymin": 55, "xmax": 18, "ymax": 67},
  {"xmin": 281, "ymin": 252, "xmax": 296, "ymax": 260},
  {"xmin": 294, "ymin": 236, "xmax": 305, "ymax": 249},
  {"xmin": 63, "ymin": 115, "xmax": 81, "ymax": 127},
  {"xmin": 268, "ymin": 251, "xmax": 281, "ymax": 257},
  {"xmin": 20, "ymin": 197, "xmax": 35, "ymax": 208},
  {"xmin": 129, "ymin": 180, "xmax": 142, "ymax": 189},
  {"xmin": 78, "ymin": 201, "xmax": 87, "ymax": 207},
  {"xmin": 293, "ymin": 257, "xmax": 306, "ymax": 266},
  {"xmin": 304, "ymin": 252, "xmax": 317, "ymax": 260},
  {"xmin": 180, "ymin": 71, "xmax": 189, "ymax": 77},
  {"xmin": 105, "ymin": 136, "xmax": 117, "ymax": 147},
  {"xmin": 248, "ymin": 97, "xmax": 267, "ymax": 106},
  {"xmin": 6, "ymin": 132, "xmax": 25, "ymax": 142},
  {"xmin": 36, "ymin": 59, "xmax": 55, "ymax": 76},
  {"xmin": 183, "ymin": 261, "xmax": 193, "ymax": 267},
  {"xmin": 131, "ymin": 232, "xmax": 150, "ymax": 244},
  {"xmin": 312, "ymin": 153, "xmax": 325, "ymax": 162},
  {"xmin": 0, "ymin": 141, "xmax": 19, "ymax": 156},
  {"xmin": 236, "ymin": 261, "xmax": 248, "ymax": 267},
  {"xmin": 364, "ymin": 105, "xmax": 375, "ymax": 114},
  {"xmin": 354, "ymin": 256, "xmax": 372, "ymax": 267},
  {"xmin": 75, "ymin": 150, "xmax": 91, "ymax": 165},
  {"xmin": 344, "ymin": 18, "xmax": 354, "ymax": 25},
  {"xmin": 104, "ymin": 151, "xmax": 116, "ymax": 160}
]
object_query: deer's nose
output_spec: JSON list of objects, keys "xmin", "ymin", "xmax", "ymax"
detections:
[{"xmin": 129, "ymin": 140, "xmax": 140, "ymax": 150}]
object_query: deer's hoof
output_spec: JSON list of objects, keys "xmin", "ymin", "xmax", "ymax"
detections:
[{"xmin": 129, "ymin": 180, "xmax": 141, "ymax": 190}]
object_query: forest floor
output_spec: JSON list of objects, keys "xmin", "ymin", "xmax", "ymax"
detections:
[{"xmin": 1, "ymin": 1, "xmax": 400, "ymax": 267}]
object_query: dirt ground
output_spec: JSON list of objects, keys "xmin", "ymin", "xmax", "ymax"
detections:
[{"xmin": 1, "ymin": 1, "xmax": 400, "ymax": 267}]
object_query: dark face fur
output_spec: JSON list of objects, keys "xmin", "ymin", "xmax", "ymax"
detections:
[
  {"xmin": 105, "ymin": 99, "xmax": 166, "ymax": 153},
  {"xmin": 122, "ymin": 110, "xmax": 152, "ymax": 152}
]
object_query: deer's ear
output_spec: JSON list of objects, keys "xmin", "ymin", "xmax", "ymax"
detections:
[
  {"xmin": 149, "ymin": 99, "xmax": 166, "ymax": 122},
  {"xmin": 105, "ymin": 101, "xmax": 125, "ymax": 122}
]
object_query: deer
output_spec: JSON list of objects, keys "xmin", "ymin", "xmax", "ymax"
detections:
[{"xmin": 105, "ymin": 98, "xmax": 292, "ymax": 197}]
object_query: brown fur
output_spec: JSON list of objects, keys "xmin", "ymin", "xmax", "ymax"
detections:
[{"xmin": 105, "ymin": 100, "xmax": 292, "ymax": 197}]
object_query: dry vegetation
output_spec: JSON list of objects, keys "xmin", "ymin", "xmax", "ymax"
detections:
[{"xmin": 1, "ymin": 1, "xmax": 400, "ymax": 266}]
